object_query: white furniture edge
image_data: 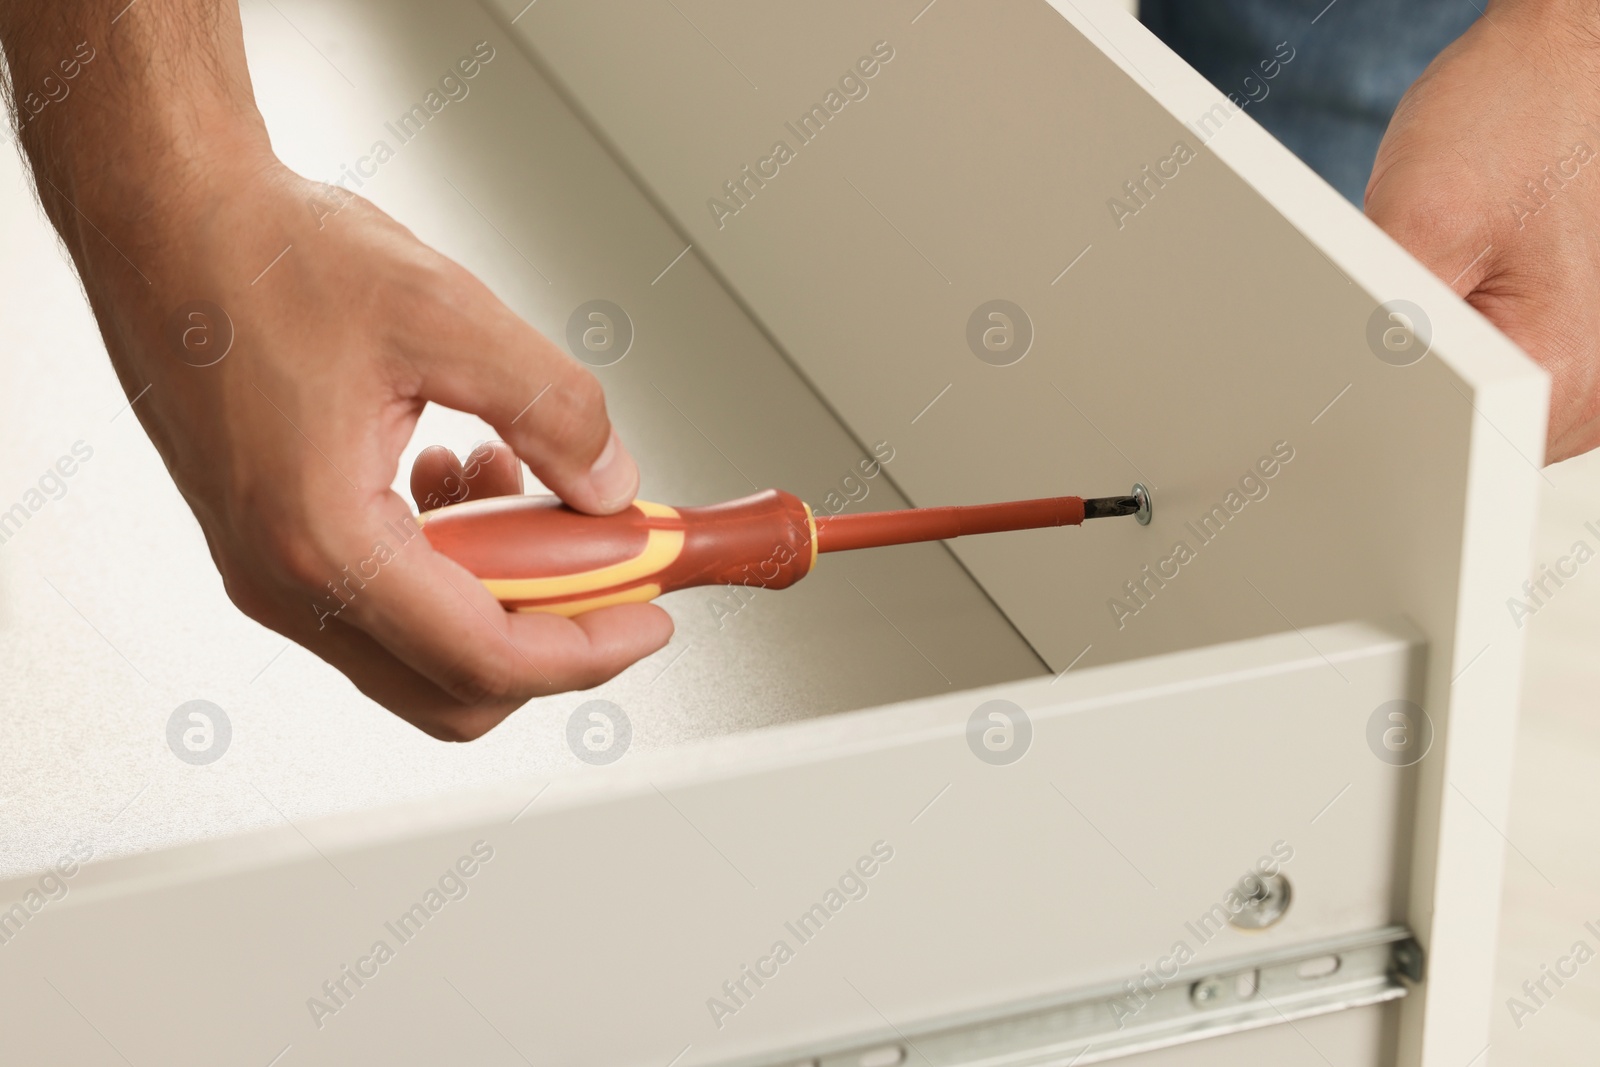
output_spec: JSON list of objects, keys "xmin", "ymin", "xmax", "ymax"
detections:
[{"xmin": 1045, "ymin": 4, "xmax": 1549, "ymax": 1063}]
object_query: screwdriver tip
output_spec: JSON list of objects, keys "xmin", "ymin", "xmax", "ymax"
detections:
[{"xmin": 1083, "ymin": 483, "xmax": 1153, "ymax": 525}]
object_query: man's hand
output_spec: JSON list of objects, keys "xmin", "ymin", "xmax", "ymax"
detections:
[
  {"xmin": 1, "ymin": 4, "xmax": 671, "ymax": 739},
  {"xmin": 1366, "ymin": 1, "xmax": 1600, "ymax": 462}
]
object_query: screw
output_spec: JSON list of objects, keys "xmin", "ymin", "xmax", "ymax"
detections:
[
  {"xmin": 1132, "ymin": 483, "xmax": 1152, "ymax": 525},
  {"xmin": 1191, "ymin": 978, "xmax": 1224, "ymax": 1006}
]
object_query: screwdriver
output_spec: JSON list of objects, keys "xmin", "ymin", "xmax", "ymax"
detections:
[{"xmin": 419, "ymin": 484, "xmax": 1151, "ymax": 616}]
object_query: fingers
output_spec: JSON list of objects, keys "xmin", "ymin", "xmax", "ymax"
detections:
[
  {"xmin": 281, "ymin": 588, "xmax": 674, "ymax": 741},
  {"xmin": 464, "ymin": 441, "xmax": 525, "ymax": 497},
  {"xmin": 400, "ymin": 267, "xmax": 640, "ymax": 515},
  {"xmin": 410, "ymin": 445, "xmax": 463, "ymax": 512},
  {"xmin": 411, "ymin": 441, "xmax": 524, "ymax": 512},
  {"xmin": 289, "ymin": 490, "xmax": 673, "ymax": 738}
]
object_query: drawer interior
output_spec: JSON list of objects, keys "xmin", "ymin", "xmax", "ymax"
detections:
[{"xmin": 0, "ymin": 0, "xmax": 1051, "ymax": 878}]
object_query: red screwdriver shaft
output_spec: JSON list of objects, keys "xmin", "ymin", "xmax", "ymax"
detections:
[{"xmin": 815, "ymin": 495, "xmax": 1089, "ymax": 553}]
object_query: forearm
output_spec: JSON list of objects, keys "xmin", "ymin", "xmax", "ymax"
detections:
[
  {"xmin": 0, "ymin": 2, "xmax": 273, "ymax": 275},
  {"xmin": 1485, "ymin": 0, "xmax": 1600, "ymax": 18}
]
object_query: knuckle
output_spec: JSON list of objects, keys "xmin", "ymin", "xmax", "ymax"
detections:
[
  {"xmin": 396, "ymin": 253, "xmax": 476, "ymax": 321},
  {"xmin": 1368, "ymin": 175, "xmax": 1484, "ymax": 255},
  {"xmin": 439, "ymin": 645, "xmax": 520, "ymax": 706},
  {"xmin": 377, "ymin": 256, "xmax": 468, "ymax": 352},
  {"xmin": 257, "ymin": 517, "xmax": 337, "ymax": 593}
]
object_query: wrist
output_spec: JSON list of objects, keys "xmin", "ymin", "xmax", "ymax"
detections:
[
  {"xmin": 39, "ymin": 113, "xmax": 278, "ymax": 278},
  {"xmin": 4, "ymin": 2, "xmax": 278, "ymax": 289}
]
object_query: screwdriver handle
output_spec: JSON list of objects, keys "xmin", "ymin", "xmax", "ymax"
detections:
[{"xmin": 419, "ymin": 489, "xmax": 816, "ymax": 616}]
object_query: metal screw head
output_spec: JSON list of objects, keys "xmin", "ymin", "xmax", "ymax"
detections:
[
  {"xmin": 1190, "ymin": 978, "xmax": 1224, "ymax": 1006},
  {"xmin": 1229, "ymin": 872, "xmax": 1292, "ymax": 931},
  {"xmin": 1131, "ymin": 483, "xmax": 1152, "ymax": 525}
]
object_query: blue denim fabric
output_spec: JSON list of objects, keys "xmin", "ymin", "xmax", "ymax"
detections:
[{"xmin": 1141, "ymin": 0, "xmax": 1478, "ymax": 204}]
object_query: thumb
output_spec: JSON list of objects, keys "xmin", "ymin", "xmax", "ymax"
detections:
[{"xmin": 404, "ymin": 265, "xmax": 640, "ymax": 515}]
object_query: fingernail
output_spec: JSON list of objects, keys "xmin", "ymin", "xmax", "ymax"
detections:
[{"xmin": 588, "ymin": 430, "xmax": 639, "ymax": 511}]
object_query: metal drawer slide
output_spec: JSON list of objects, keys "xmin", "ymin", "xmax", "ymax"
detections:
[{"xmin": 755, "ymin": 927, "xmax": 1420, "ymax": 1067}]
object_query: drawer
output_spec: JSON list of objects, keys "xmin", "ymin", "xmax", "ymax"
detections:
[
  {"xmin": 1, "ymin": 619, "xmax": 1421, "ymax": 1066},
  {"xmin": 0, "ymin": 0, "xmax": 1544, "ymax": 1065}
]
